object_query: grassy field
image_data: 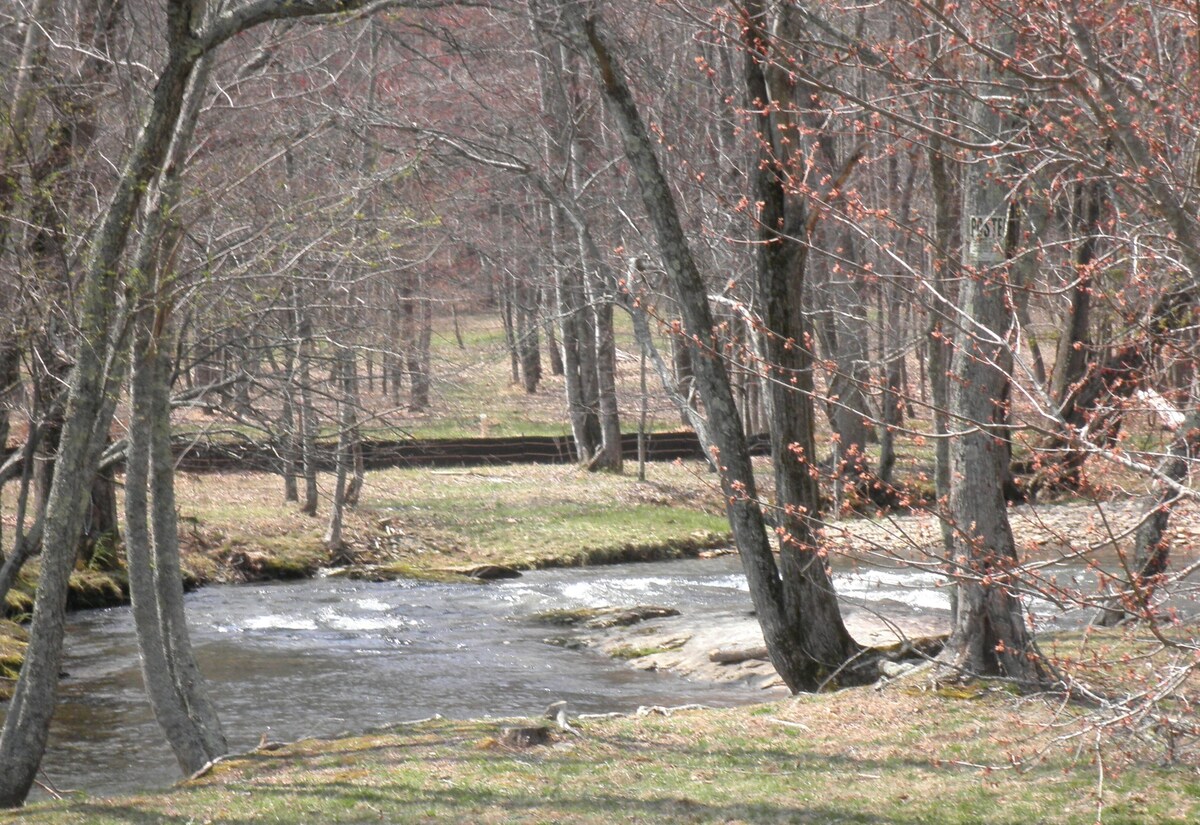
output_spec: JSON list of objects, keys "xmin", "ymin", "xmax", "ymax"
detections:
[
  {"xmin": 6, "ymin": 683, "xmax": 1197, "ymax": 824},
  {"xmin": 170, "ymin": 459, "xmax": 732, "ymax": 574}
]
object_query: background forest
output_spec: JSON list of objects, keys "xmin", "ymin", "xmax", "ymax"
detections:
[{"xmin": 0, "ymin": 0, "xmax": 1198, "ymax": 815}]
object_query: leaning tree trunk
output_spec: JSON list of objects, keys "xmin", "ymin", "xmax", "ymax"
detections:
[
  {"xmin": 121, "ymin": 30, "xmax": 228, "ymax": 774},
  {"xmin": 744, "ymin": 4, "xmax": 865, "ymax": 683},
  {"xmin": 569, "ymin": 4, "xmax": 867, "ymax": 692},
  {"xmin": 0, "ymin": 18, "xmax": 200, "ymax": 805}
]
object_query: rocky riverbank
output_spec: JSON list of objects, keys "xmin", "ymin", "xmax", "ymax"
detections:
[{"xmin": 534, "ymin": 598, "xmax": 950, "ymax": 692}]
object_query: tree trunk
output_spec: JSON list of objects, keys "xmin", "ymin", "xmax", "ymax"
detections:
[
  {"xmin": 556, "ymin": 234, "xmax": 600, "ymax": 461},
  {"xmin": 941, "ymin": 71, "xmax": 1046, "ymax": 683},
  {"xmin": 812, "ymin": 233, "xmax": 876, "ymax": 499},
  {"xmin": 126, "ymin": 329, "xmax": 228, "ymax": 774},
  {"xmin": 671, "ymin": 324, "xmax": 696, "ymax": 425},
  {"xmin": 569, "ymin": 5, "xmax": 869, "ymax": 692},
  {"xmin": 943, "ymin": 250, "xmax": 1043, "ymax": 683},
  {"xmin": 408, "ymin": 284, "xmax": 432, "ymax": 411},
  {"xmin": 1038, "ymin": 179, "xmax": 1104, "ymax": 492},
  {"xmin": 298, "ymin": 318, "xmax": 319, "ymax": 517},
  {"xmin": 927, "ymin": 132, "xmax": 960, "ymax": 612},
  {"xmin": 280, "ymin": 339, "xmax": 300, "ymax": 503},
  {"xmin": 743, "ymin": 4, "xmax": 864, "ymax": 682},
  {"xmin": 1094, "ymin": 409, "xmax": 1200, "ymax": 626},
  {"xmin": 0, "ymin": 18, "xmax": 198, "ymax": 805},
  {"xmin": 587, "ymin": 265, "xmax": 621, "ymax": 471},
  {"xmin": 0, "ymin": 425, "xmax": 42, "ymax": 608},
  {"xmin": 516, "ymin": 281, "xmax": 542, "ymax": 393},
  {"xmin": 324, "ymin": 347, "xmax": 356, "ymax": 561},
  {"xmin": 501, "ymin": 273, "xmax": 521, "ymax": 384},
  {"xmin": 79, "ymin": 469, "xmax": 121, "ymax": 569},
  {"xmin": 544, "ymin": 299, "xmax": 564, "ymax": 376}
]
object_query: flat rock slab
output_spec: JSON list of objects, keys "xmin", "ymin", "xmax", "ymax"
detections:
[{"xmin": 578, "ymin": 608, "xmax": 950, "ymax": 692}]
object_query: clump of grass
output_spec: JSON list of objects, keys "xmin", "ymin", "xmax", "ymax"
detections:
[
  {"xmin": 609, "ymin": 643, "xmax": 680, "ymax": 659},
  {"xmin": 65, "ymin": 568, "xmax": 128, "ymax": 609},
  {"xmin": 0, "ymin": 619, "xmax": 29, "ymax": 700}
]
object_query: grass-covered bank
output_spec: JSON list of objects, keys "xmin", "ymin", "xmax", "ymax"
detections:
[
  {"xmin": 174, "ymin": 460, "xmax": 731, "ymax": 573},
  {"xmin": 6, "ymin": 686, "xmax": 1197, "ymax": 824}
]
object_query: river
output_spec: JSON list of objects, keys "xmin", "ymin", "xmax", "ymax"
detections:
[{"xmin": 18, "ymin": 550, "xmax": 1159, "ymax": 799}]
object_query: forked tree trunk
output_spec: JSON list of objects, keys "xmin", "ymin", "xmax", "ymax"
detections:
[
  {"xmin": 0, "ymin": 20, "xmax": 198, "ymax": 807},
  {"xmin": 126, "ymin": 332, "xmax": 227, "ymax": 774},
  {"xmin": 570, "ymin": 5, "xmax": 869, "ymax": 691},
  {"xmin": 744, "ymin": 4, "xmax": 865, "ymax": 682}
]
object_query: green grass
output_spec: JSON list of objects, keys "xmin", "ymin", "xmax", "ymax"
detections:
[
  {"xmin": 368, "ymin": 464, "xmax": 730, "ymax": 568},
  {"xmin": 7, "ymin": 691, "xmax": 1196, "ymax": 824}
]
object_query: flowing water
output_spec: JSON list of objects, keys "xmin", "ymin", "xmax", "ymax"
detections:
[{"xmin": 19, "ymin": 551, "xmax": 1191, "ymax": 798}]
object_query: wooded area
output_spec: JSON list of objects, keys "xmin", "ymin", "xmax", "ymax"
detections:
[{"xmin": 1, "ymin": 0, "xmax": 1198, "ymax": 809}]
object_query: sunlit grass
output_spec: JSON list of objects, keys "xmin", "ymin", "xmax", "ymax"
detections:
[{"xmin": 8, "ymin": 690, "xmax": 1197, "ymax": 824}]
